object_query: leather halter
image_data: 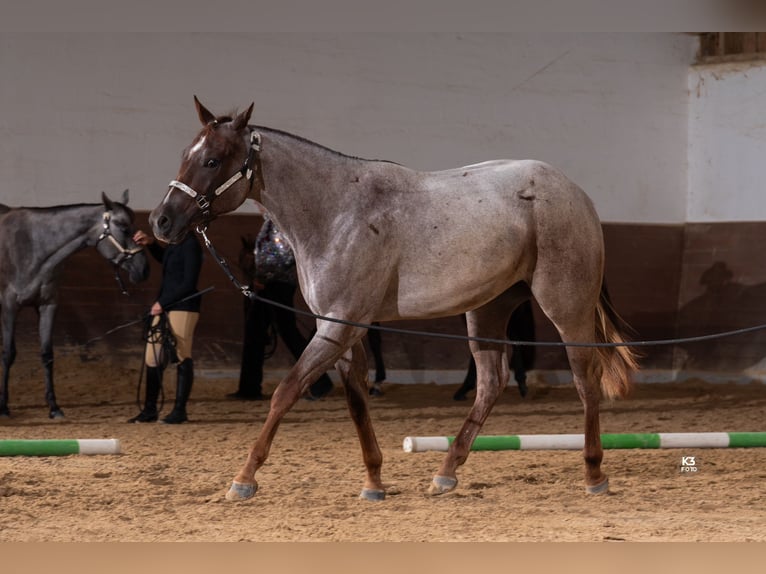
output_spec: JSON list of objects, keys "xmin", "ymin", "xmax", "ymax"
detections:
[
  {"xmin": 95, "ymin": 210, "xmax": 144, "ymax": 295},
  {"xmin": 96, "ymin": 211, "xmax": 143, "ymax": 265},
  {"xmin": 166, "ymin": 128, "xmax": 262, "ymax": 224}
]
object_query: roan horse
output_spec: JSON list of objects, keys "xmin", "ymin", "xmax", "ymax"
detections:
[
  {"xmin": 150, "ymin": 97, "xmax": 639, "ymax": 501},
  {"xmin": 0, "ymin": 190, "xmax": 149, "ymax": 418}
]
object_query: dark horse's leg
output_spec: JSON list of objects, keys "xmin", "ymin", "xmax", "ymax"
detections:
[
  {"xmin": 453, "ymin": 354, "xmax": 477, "ymax": 401},
  {"xmin": 367, "ymin": 322, "xmax": 386, "ymax": 381},
  {"xmin": 508, "ymin": 300, "xmax": 536, "ymax": 398},
  {"xmin": 231, "ymin": 292, "xmax": 268, "ymax": 398},
  {"xmin": 226, "ymin": 322, "xmax": 368, "ymax": 501},
  {"xmin": 268, "ymin": 282, "xmax": 334, "ymax": 398},
  {"xmin": 38, "ymin": 302, "xmax": 63, "ymax": 419},
  {"xmin": 429, "ymin": 289, "xmax": 522, "ymax": 495},
  {"xmin": 0, "ymin": 301, "xmax": 19, "ymax": 417}
]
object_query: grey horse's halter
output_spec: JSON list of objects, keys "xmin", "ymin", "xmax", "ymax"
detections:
[
  {"xmin": 96, "ymin": 211, "xmax": 143, "ymax": 265},
  {"xmin": 95, "ymin": 210, "xmax": 144, "ymax": 295},
  {"xmin": 166, "ymin": 128, "xmax": 262, "ymax": 226}
]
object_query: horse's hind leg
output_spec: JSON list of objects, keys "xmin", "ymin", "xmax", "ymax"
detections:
[
  {"xmin": 533, "ymin": 285, "xmax": 609, "ymax": 493},
  {"xmin": 429, "ymin": 288, "xmax": 524, "ymax": 495},
  {"xmin": 335, "ymin": 340, "xmax": 385, "ymax": 500},
  {"xmin": 564, "ymin": 341, "xmax": 609, "ymax": 493},
  {"xmin": 38, "ymin": 303, "xmax": 63, "ymax": 419}
]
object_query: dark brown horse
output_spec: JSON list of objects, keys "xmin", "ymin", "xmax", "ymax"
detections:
[
  {"xmin": 149, "ymin": 97, "xmax": 638, "ymax": 501},
  {"xmin": 0, "ymin": 191, "xmax": 149, "ymax": 418}
]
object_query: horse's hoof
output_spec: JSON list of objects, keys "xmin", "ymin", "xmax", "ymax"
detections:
[
  {"xmin": 225, "ymin": 480, "xmax": 258, "ymax": 501},
  {"xmin": 427, "ymin": 475, "xmax": 458, "ymax": 495},
  {"xmin": 49, "ymin": 409, "xmax": 65, "ymax": 420},
  {"xmin": 586, "ymin": 477, "xmax": 609, "ymax": 495},
  {"xmin": 359, "ymin": 488, "xmax": 386, "ymax": 501}
]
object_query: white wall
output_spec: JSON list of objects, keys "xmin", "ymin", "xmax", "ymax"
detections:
[
  {"xmin": 0, "ymin": 33, "xmax": 695, "ymax": 222},
  {"xmin": 688, "ymin": 61, "xmax": 766, "ymax": 222}
]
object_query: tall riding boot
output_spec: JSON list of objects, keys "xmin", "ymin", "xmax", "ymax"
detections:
[
  {"xmin": 128, "ymin": 366, "xmax": 161, "ymax": 423},
  {"xmin": 161, "ymin": 359, "xmax": 193, "ymax": 424}
]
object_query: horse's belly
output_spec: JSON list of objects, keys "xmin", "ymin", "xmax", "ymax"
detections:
[{"xmin": 379, "ymin": 257, "xmax": 527, "ymax": 320}]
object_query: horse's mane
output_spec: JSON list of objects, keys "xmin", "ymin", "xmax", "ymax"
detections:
[
  {"xmin": 252, "ymin": 125, "xmax": 375, "ymax": 162},
  {"xmin": 211, "ymin": 113, "xmax": 398, "ymax": 165},
  {"xmin": 9, "ymin": 203, "xmax": 96, "ymax": 212},
  {"xmin": 2, "ymin": 202, "xmax": 135, "ymax": 220}
]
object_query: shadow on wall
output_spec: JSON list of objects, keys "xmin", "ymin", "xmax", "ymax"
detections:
[{"xmin": 675, "ymin": 261, "xmax": 766, "ymax": 373}]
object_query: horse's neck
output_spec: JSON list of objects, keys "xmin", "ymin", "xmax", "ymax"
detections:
[
  {"xmin": 256, "ymin": 132, "xmax": 363, "ymax": 248},
  {"xmin": 31, "ymin": 205, "xmax": 103, "ymax": 276}
]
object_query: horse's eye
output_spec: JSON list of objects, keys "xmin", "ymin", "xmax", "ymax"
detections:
[{"xmin": 205, "ymin": 158, "xmax": 220, "ymax": 168}]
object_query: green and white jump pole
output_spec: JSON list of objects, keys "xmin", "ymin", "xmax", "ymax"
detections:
[
  {"xmin": 0, "ymin": 439, "xmax": 121, "ymax": 456},
  {"xmin": 402, "ymin": 432, "xmax": 766, "ymax": 453}
]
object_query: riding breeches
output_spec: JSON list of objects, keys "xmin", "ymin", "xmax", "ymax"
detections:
[{"xmin": 144, "ymin": 311, "xmax": 200, "ymax": 367}]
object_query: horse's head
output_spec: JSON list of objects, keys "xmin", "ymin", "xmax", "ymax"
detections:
[
  {"xmin": 96, "ymin": 190, "xmax": 150, "ymax": 284},
  {"xmin": 149, "ymin": 96, "xmax": 256, "ymax": 243}
]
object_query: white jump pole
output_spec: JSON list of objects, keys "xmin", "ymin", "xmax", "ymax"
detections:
[{"xmin": 402, "ymin": 432, "xmax": 766, "ymax": 452}]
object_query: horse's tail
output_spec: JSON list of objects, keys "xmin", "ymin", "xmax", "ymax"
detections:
[{"xmin": 592, "ymin": 282, "xmax": 640, "ymax": 400}]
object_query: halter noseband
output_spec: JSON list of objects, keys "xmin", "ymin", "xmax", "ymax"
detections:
[
  {"xmin": 96, "ymin": 210, "xmax": 144, "ymax": 295},
  {"xmin": 96, "ymin": 211, "xmax": 143, "ymax": 265},
  {"xmin": 167, "ymin": 129, "xmax": 262, "ymax": 223}
]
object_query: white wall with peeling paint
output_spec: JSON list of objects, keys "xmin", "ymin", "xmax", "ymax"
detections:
[
  {"xmin": 0, "ymin": 33, "xmax": 696, "ymax": 222},
  {"xmin": 688, "ymin": 61, "xmax": 766, "ymax": 222}
]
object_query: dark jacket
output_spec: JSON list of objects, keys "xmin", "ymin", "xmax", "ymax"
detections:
[{"xmin": 148, "ymin": 233, "xmax": 203, "ymax": 313}]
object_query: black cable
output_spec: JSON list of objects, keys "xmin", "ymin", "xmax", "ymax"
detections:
[{"xmin": 197, "ymin": 225, "xmax": 766, "ymax": 350}]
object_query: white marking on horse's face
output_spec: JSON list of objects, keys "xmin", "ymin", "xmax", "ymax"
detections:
[
  {"xmin": 161, "ymin": 188, "xmax": 174, "ymax": 205},
  {"xmin": 188, "ymin": 135, "xmax": 206, "ymax": 157}
]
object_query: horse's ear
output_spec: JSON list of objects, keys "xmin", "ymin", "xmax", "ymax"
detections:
[
  {"xmin": 101, "ymin": 191, "xmax": 115, "ymax": 211},
  {"xmin": 194, "ymin": 95, "xmax": 216, "ymax": 126},
  {"xmin": 120, "ymin": 189, "xmax": 130, "ymax": 205},
  {"xmin": 232, "ymin": 102, "xmax": 254, "ymax": 131}
]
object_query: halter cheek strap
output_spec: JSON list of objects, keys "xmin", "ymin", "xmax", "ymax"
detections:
[
  {"xmin": 167, "ymin": 129, "xmax": 263, "ymax": 219},
  {"xmin": 97, "ymin": 211, "xmax": 143, "ymax": 261},
  {"xmin": 96, "ymin": 210, "xmax": 144, "ymax": 296}
]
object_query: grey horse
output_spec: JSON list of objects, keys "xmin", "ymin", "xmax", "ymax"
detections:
[
  {"xmin": 0, "ymin": 190, "xmax": 149, "ymax": 418},
  {"xmin": 150, "ymin": 98, "xmax": 639, "ymax": 501}
]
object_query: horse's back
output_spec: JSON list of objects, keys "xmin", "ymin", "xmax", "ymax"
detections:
[{"xmin": 373, "ymin": 159, "xmax": 604, "ymax": 319}]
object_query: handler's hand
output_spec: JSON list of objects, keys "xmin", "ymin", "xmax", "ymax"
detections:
[
  {"xmin": 150, "ymin": 302, "xmax": 163, "ymax": 316},
  {"xmin": 133, "ymin": 230, "xmax": 154, "ymax": 246}
]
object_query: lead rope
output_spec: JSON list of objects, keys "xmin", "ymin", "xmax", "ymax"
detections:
[{"xmin": 134, "ymin": 313, "xmax": 177, "ymax": 413}]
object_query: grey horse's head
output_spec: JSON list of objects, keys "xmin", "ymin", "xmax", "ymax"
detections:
[
  {"xmin": 97, "ymin": 190, "xmax": 150, "ymax": 284},
  {"xmin": 149, "ymin": 96, "xmax": 255, "ymax": 243}
]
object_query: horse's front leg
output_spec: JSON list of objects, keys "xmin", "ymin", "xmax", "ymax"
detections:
[
  {"xmin": 38, "ymin": 303, "xmax": 63, "ymax": 419},
  {"xmin": 225, "ymin": 322, "xmax": 365, "ymax": 502},
  {"xmin": 0, "ymin": 303, "xmax": 18, "ymax": 418},
  {"xmin": 335, "ymin": 340, "xmax": 385, "ymax": 500}
]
